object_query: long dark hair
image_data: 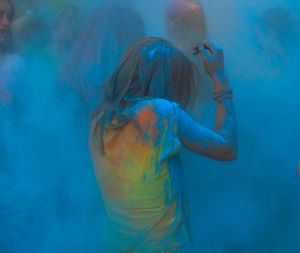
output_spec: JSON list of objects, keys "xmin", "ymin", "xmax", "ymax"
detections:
[
  {"xmin": 92, "ymin": 37, "xmax": 200, "ymax": 154},
  {"xmin": 61, "ymin": 3, "xmax": 145, "ymax": 103},
  {"xmin": 0, "ymin": 0, "xmax": 15, "ymax": 54}
]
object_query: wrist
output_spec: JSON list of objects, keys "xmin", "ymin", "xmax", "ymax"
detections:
[{"xmin": 213, "ymin": 88, "xmax": 233, "ymax": 102}]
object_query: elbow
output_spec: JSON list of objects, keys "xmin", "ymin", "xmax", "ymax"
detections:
[
  {"xmin": 217, "ymin": 145, "xmax": 238, "ymax": 161},
  {"xmin": 225, "ymin": 151, "xmax": 238, "ymax": 161},
  {"xmin": 225, "ymin": 143, "xmax": 238, "ymax": 161},
  {"xmin": 211, "ymin": 149, "xmax": 238, "ymax": 162},
  {"xmin": 222, "ymin": 140, "xmax": 238, "ymax": 161}
]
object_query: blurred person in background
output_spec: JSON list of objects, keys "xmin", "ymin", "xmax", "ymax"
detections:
[
  {"xmin": 255, "ymin": 8, "xmax": 299, "ymax": 57},
  {"xmin": 165, "ymin": 0, "xmax": 215, "ymax": 125},
  {"xmin": 60, "ymin": 2, "xmax": 145, "ymax": 111},
  {"xmin": 20, "ymin": 0, "xmax": 83, "ymax": 116},
  {"xmin": 48, "ymin": 0, "xmax": 82, "ymax": 65},
  {"xmin": 254, "ymin": 8, "xmax": 300, "ymax": 80},
  {"xmin": 0, "ymin": 0, "xmax": 25, "ymax": 108},
  {"xmin": 165, "ymin": 0, "xmax": 206, "ymax": 54},
  {"xmin": 0, "ymin": 0, "xmax": 27, "ymax": 220}
]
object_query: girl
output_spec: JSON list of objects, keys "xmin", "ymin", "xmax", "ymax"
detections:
[{"xmin": 89, "ymin": 37, "xmax": 238, "ymax": 252}]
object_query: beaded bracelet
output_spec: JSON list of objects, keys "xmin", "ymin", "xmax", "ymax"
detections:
[{"xmin": 213, "ymin": 88, "xmax": 234, "ymax": 102}]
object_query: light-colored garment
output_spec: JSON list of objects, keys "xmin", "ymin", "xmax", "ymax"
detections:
[{"xmin": 89, "ymin": 99, "xmax": 194, "ymax": 252}]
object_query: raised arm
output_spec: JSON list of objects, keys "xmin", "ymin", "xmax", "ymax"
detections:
[{"xmin": 178, "ymin": 41, "xmax": 238, "ymax": 161}]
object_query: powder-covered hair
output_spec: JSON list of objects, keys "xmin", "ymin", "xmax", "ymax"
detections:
[
  {"xmin": 0, "ymin": 0, "xmax": 15, "ymax": 54},
  {"xmin": 60, "ymin": 3, "xmax": 145, "ymax": 103},
  {"xmin": 91, "ymin": 37, "xmax": 200, "ymax": 154},
  {"xmin": 165, "ymin": 0, "xmax": 206, "ymax": 54}
]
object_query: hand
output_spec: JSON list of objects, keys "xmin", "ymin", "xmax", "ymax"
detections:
[{"xmin": 193, "ymin": 41, "xmax": 225, "ymax": 82}]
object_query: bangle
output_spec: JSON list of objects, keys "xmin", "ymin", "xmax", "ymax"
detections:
[{"xmin": 213, "ymin": 88, "xmax": 233, "ymax": 101}]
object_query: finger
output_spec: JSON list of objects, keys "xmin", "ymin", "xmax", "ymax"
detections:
[
  {"xmin": 199, "ymin": 42, "xmax": 211, "ymax": 60},
  {"xmin": 205, "ymin": 41, "xmax": 224, "ymax": 54},
  {"xmin": 193, "ymin": 43, "xmax": 201, "ymax": 55},
  {"xmin": 202, "ymin": 41, "xmax": 216, "ymax": 56},
  {"xmin": 193, "ymin": 48, "xmax": 198, "ymax": 55}
]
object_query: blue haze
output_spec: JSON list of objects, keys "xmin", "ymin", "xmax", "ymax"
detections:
[{"xmin": 0, "ymin": 0, "xmax": 299, "ymax": 252}]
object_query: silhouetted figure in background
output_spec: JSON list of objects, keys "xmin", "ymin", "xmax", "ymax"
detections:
[
  {"xmin": 165, "ymin": 0, "xmax": 206, "ymax": 53},
  {"xmin": 254, "ymin": 8, "xmax": 300, "ymax": 79},
  {"xmin": 0, "ymin": 0, "xmax": 25, "ymax": 107},
  {"xmin": 255, "ymin": 8, "xmax": 299, "ymax": 57},
  {"xmin": 165, "ymin": 0, "xmax": 214, "ymax": 123},
  {"xmin": 49, "ymin": 1, "xmax": 82, "ymax": 64},
  {"xmin": 61, "ymin": 2, "xmax": 145, "ymax": 110}
]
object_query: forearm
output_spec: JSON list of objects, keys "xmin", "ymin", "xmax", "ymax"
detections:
[
  {"xmin": 213, "ymin": 75, "xmax": 238, "ymax": 158},
  {"xmin": 191, "ymin": 41, "xmax": 238, "ymax": 160}
]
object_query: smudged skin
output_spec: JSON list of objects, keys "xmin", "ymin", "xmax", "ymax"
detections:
[{"xmin": 180, "ymin": 41, "xmax": 238, "ymax": 161}]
